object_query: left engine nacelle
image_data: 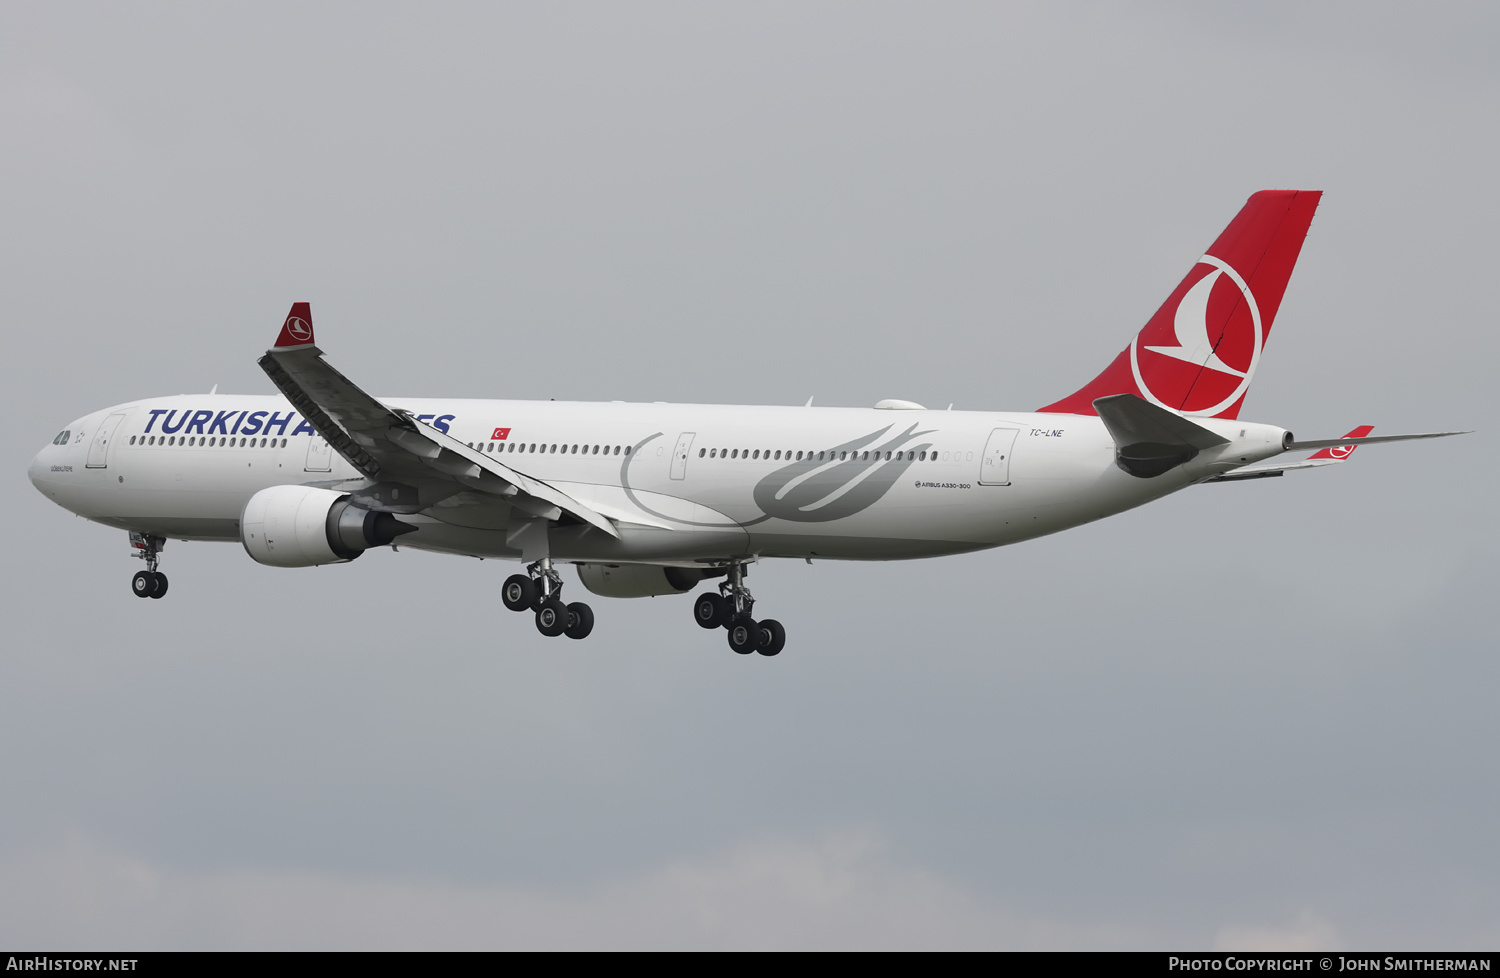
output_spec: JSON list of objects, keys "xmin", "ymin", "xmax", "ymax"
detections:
[{"xmin": 240, "ymin": 485, "xmax": 413, "ymax": 568}]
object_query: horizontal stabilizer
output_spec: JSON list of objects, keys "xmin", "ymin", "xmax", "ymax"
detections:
[
  {"xmin": 1206, "ymin": 424, "xmax": 1371, "ymax": 482},
  {"xmin": 1202, "ymin": 459, "xmax": 1341, "ymax": 483},
  {"xmin": 1286, "ymin": 431, "xmax": 1470, "ymax": 451},
  {"xmin": 1203, "ymin": 468, "xmax": 1286, "ymax": 482},
  {"xmin": 1093, "ymin": 393, "xmax": 1229, "ymax": 478},
  {"xmin": 1204, "ymin": 425, "xmax": 1471, "ymax": 484}
]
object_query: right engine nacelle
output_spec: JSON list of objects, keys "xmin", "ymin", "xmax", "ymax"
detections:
[
  {"xmin": 576, "ymin": 563, "xmax": 723, "ymax": 598},
  {"xmin": 241, "ymin": 484, "xmax": 413, "ymax": 568}
]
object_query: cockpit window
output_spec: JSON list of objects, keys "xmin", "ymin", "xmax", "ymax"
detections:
[{"xmin": 53, "ymin": 430, "xmax": 70, "ymax": 445}]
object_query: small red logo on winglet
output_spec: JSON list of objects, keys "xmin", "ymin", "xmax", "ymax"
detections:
[
  {"xmin": 1309, "ymin": 425, "xmax": 1374, "ymax": 461},
  {"xmin": 274, "ymin": 302, "xmax": 316, "ymax": 348},
  {"xmin": 491, "ymin": 427, "xmax": 511, "ymax": 440}
]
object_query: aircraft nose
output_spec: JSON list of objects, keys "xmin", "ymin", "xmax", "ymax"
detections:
[
  {"xmin": 28, "ymin": 446, "xmax": 48, "ymax": 492},
  {"xmin": 29, "ymin": 432, "xmax": 70, "ymax": 497}
]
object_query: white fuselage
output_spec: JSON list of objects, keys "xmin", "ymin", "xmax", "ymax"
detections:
[{"xmin": 28, "ymin": 394, "xmax": 1290, "ymax": 567}]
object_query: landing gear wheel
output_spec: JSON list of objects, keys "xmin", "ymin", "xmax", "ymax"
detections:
[
  {"xmin": 727, "ymin": 617, "xmax": 762, "ymax": 655},
  {"xmin": 502, "ymin": 574, "xmax": 537, "ymax": 612},
  {"xmin": 128, "ymin": 533, "xmax": 167, "ymax": 599},
  {"xmin": 693, "ymin": 592, "xmax": 728, "ymax": 630},
  {"xmin": 564, "ymin": 602, "xmax": 595, "ymax": 640},
  {"xmin": 755, "ymin": 618, "xmax": 785, "ymax": 657},
  {"xmin": 535, "ymin": 599, "xmax": 569, "ymax": 638}
]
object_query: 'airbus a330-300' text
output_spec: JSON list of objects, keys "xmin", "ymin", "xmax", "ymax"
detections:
[{"xmin": 29, "ymin": 191, "xmax": 1467, "ymax": 656}]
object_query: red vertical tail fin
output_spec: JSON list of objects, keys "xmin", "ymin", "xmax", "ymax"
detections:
[{"xmin": 1039, "ymin": 190, "xmax": 1322, "ymax": 419}]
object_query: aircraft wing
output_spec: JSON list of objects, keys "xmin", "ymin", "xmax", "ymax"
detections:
[{"xmin": 256, "ymin": 303, "xmax": 619, "ymax": 538}]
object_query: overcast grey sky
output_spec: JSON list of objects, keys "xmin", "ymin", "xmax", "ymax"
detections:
[{"xmin": 2, "ymin": 1, "xmax": 1495, "ymax": 950}]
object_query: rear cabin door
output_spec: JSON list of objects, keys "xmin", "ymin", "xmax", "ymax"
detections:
[
  {"xmin": 978, "ymin": 427, "xmax": 1020, "ymax": 486},
  {"xmin": 304, "ymin": 436, "xmax": 334, "ymax": 472},
  {"xmin": 670, "ymin": 432, "xmax": 696, "ymax": 480},
  {"xmin": 85, "ymin": 413, "xmax": 127, "ymax": 469}
]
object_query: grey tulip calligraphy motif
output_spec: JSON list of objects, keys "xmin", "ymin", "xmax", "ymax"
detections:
[{"xmin": 751, "ymin": 423, "xmax": 934, "ymax": 523}]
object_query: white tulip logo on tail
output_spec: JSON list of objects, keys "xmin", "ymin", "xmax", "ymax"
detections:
[{"xmin": 1129, "ymin": 254, "xmax": 1262, "ymax": 417}]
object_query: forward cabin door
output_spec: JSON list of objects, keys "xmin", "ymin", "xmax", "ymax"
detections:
[
  {"xmin": 670, "ymin": 432, "xmax": 696, "ymax": 480},
  {"xmin": 304, "ymin": 435, "xmax": 334, "ymax": 472},
  {"xmin": 978, "ymin": 427, "xmax": 1020, "ymax": 486},
  {"xmin": 85, "ymin": 413, "xmax": 127, "ymax": 469}
]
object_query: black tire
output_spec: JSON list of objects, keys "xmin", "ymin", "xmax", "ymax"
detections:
[
  {"xmin": 535, "ymin": 599, "xmax": 568, "ymax": 638},
  {"xmin": 149, "ymin": 572, "xmax": 168, "ymax": 599},
  {"xmin": 755, "ymin": 618, "xmax": 785, "ymax": 657},
  {"xmin": 564, "ymin": 602, "xmax": 595, "ymax": 640},
  {"xmin": 693, "ymin": 592, "xmax": 728, "ymax": 630},
  {"xmin": 502, "ymin": 574, "xmax": 537, "ymax": 612},
  {"xmin": 131, "ymin": 571, "xmax": 155, "ymax": 598},
  {"xmin": 727, "ymin": 617, "xmax": 761, "ymax": 655}
]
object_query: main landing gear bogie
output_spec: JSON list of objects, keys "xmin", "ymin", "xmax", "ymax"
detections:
[
  {"xmin": 128, "ymin": 532, "xmax": 168, "ymax": 600},
  {"xmin": 693, "ymin": 561, "xmax": 786, "ymax": 657},
  {"xmin": 503, "ymin": 563, "xmax": 594, "ymax": 640}
]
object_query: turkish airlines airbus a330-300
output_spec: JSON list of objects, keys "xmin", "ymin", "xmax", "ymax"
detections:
[{"xmin": 28, "ymin": 191, "xmax": 1466, "ymax": 656}]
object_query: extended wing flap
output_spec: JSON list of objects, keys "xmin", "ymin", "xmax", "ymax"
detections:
[
  {"xmin": 391, "ymin": 421, "xmax": 619, "ymax": 538},
  {"xmin": 1202, "ymin": 458, "xmax": 1340, "ymax": 482}
]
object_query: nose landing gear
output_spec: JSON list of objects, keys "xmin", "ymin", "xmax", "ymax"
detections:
[
  {"xmin": 692, "ymin": 560, "xmax": 785, "ymax": 656},
  {"xmin": 128, "ymin": 532, "xmax": 168, "ymax": 599},
  {"xmin": 503, "ymin": 557, "xmax": 595, "ymax": 640}
]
